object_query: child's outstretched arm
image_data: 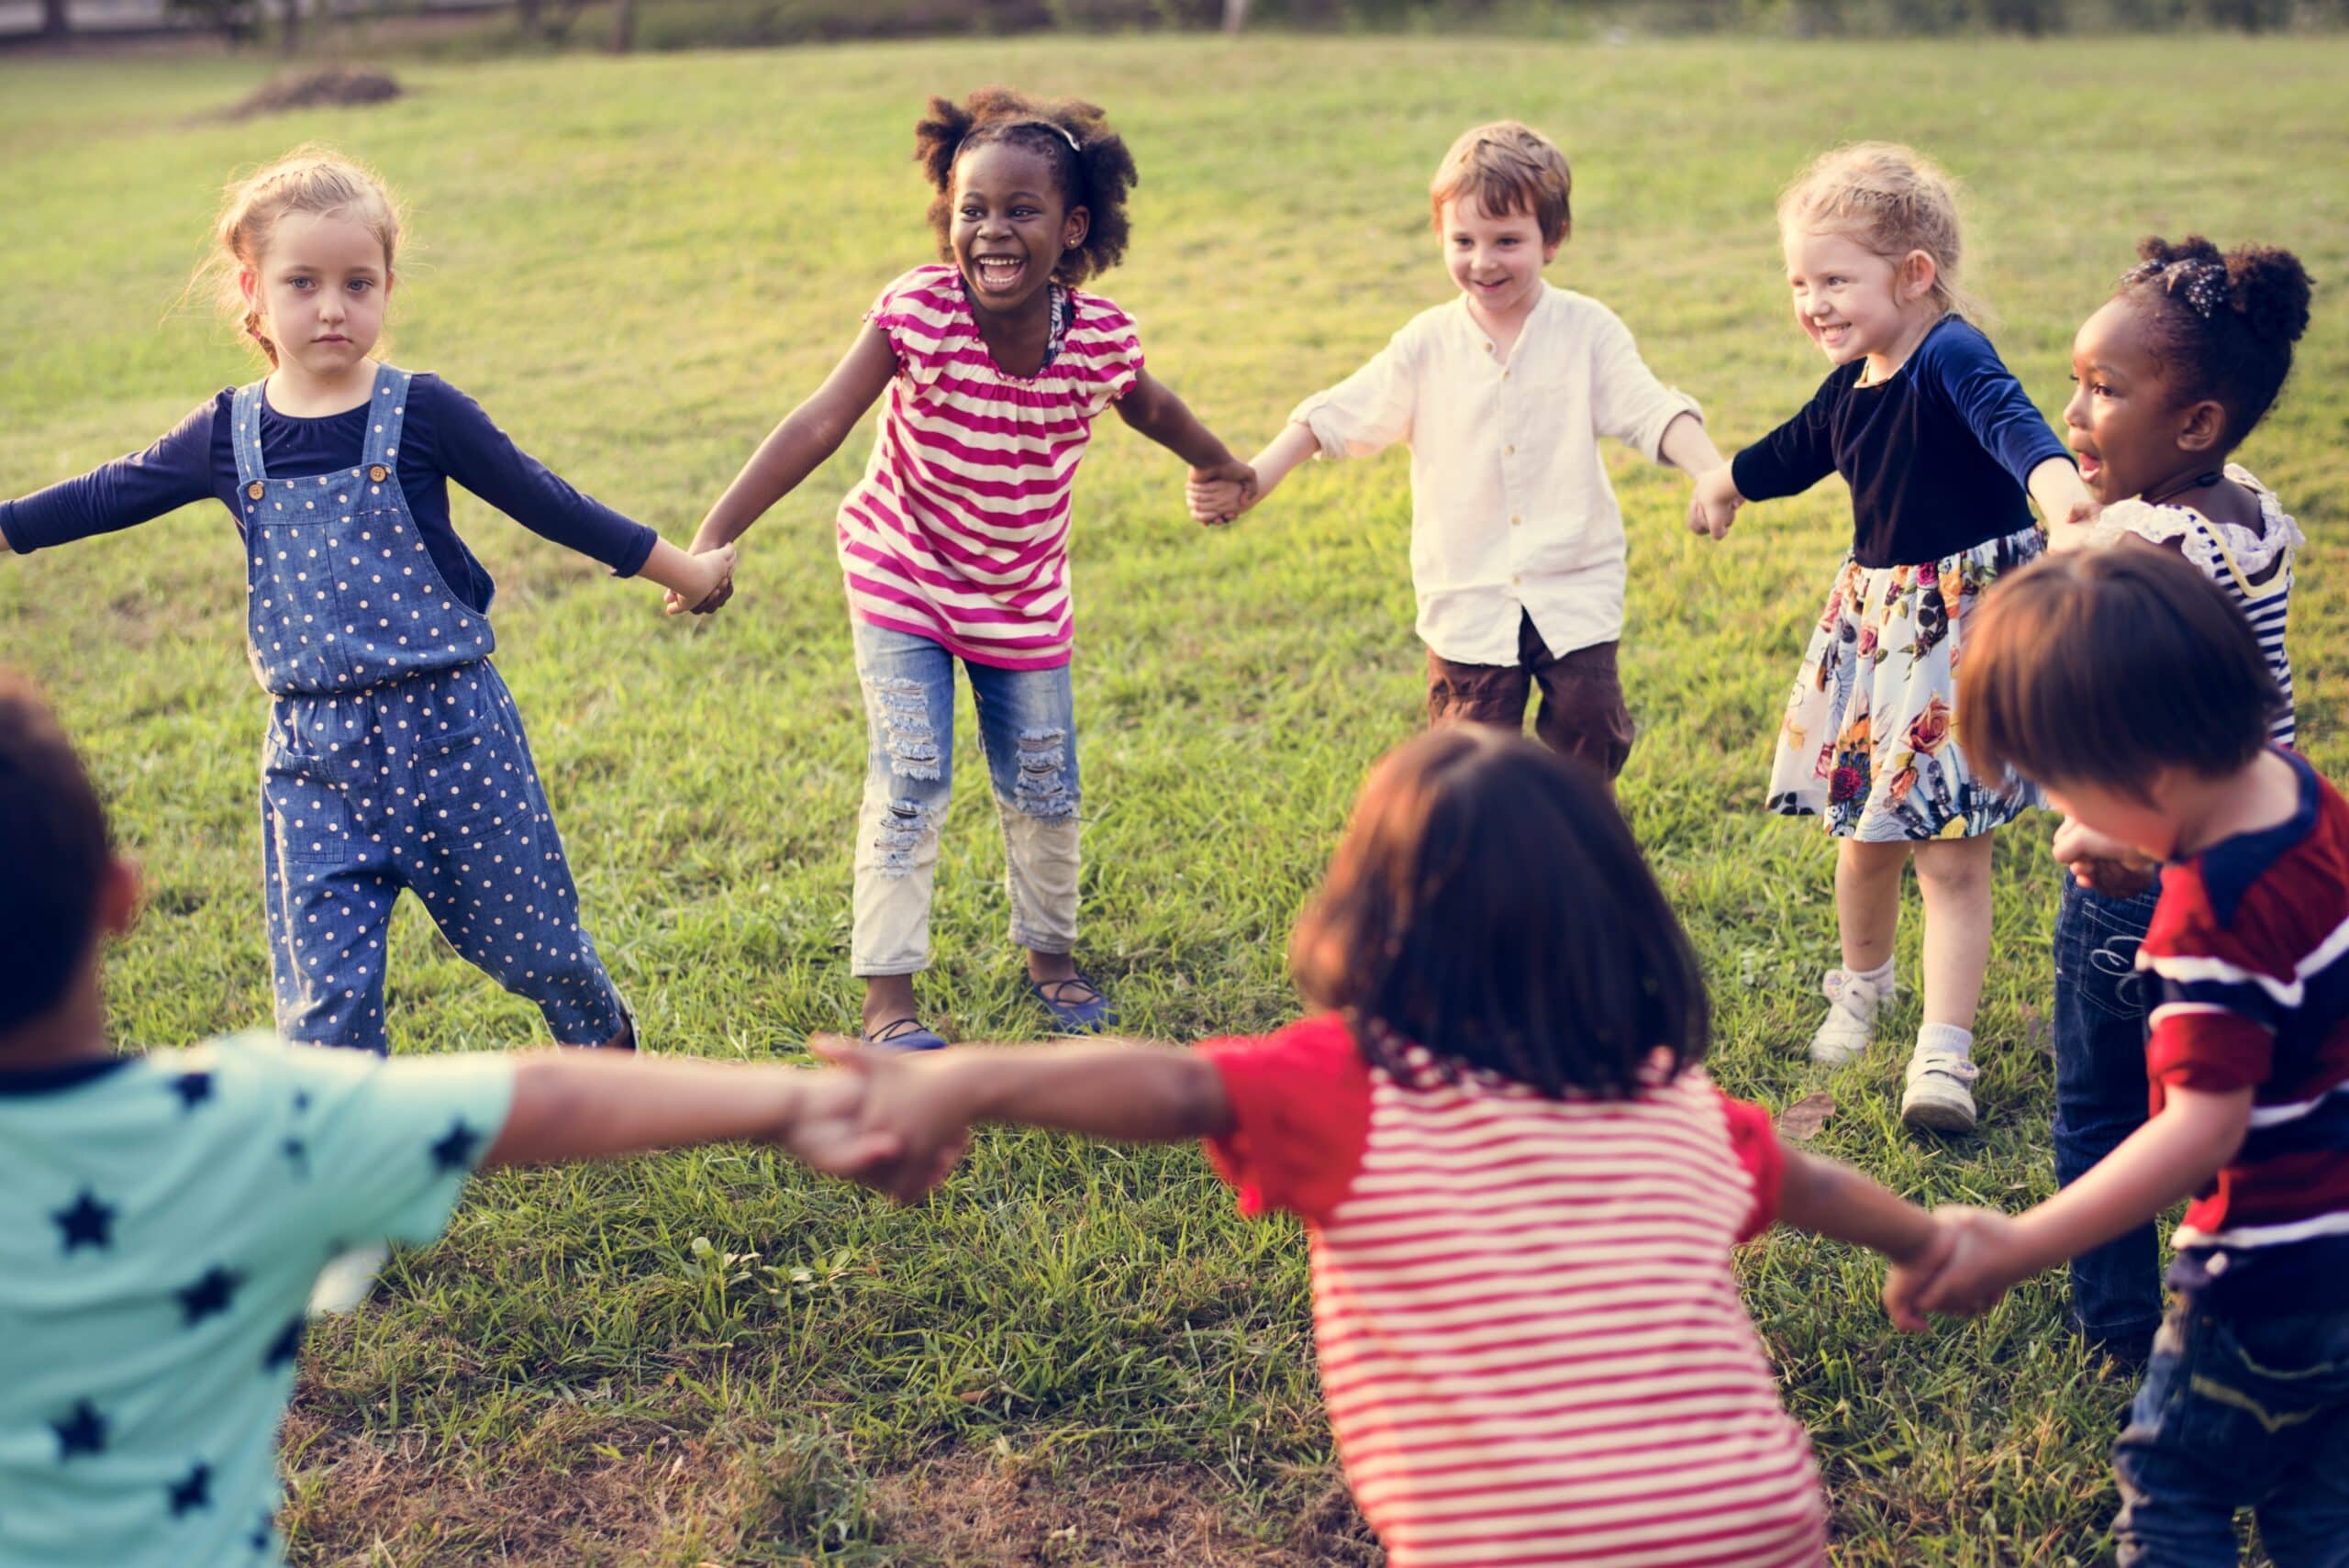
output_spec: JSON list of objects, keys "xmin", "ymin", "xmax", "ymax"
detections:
[
  {"xmin": 1895, "ymin": 1084, "xmax": 2254, "ymax": 1323},
  {"xmin": 1772, "ymin": 1147, "xmax": 1954, "ymax": 1331},
  {"xmin": 814, "ymin": 1036, "xmax": 1232, "ymax": 1203},
  {"xmin": 1113, "ymin": 371, "xmax": 1255, "ymax": 517},
  {"xmin": 2028, "ymin": 455, "xmax": 2099, "ymax": 550},
  {"xmin": 673, "ymin": 325, "xmax": 900, "ymax": 613},
  {"xmin": 1188, "ymin": 423, "xmax": 1318, "ymax": 525},
  {"xmin": 484, "ymin": 1048, "xmax": 913, "ymax": 1184}
]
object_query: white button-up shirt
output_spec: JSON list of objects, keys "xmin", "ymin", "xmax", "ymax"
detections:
[{"xmin": 1291, "ymin": 284, "xmax": 1699, "ymax": 667}]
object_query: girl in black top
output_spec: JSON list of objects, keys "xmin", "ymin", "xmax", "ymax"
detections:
[{"xmin": 1687, "ymin": 143, "xmax": 2093, "ymax": 1138}]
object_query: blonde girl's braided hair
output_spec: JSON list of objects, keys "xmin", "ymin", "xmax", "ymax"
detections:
[
  {"xmin": 1777, "ymin": 142, "xmax": 1978, "ymax": 322},
  {"xmin": 193, "ymin": 144, "xmax": 403, "ymax": 367}
]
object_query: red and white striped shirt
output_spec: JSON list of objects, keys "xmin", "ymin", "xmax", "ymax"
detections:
[
  {"xmin": 840, "ymin": 265, "xmax": 1144, "ymax": 670},
  {"xmin": 1199, "ymin": 1015, "xmax": 1827, "ymax": 1568}
]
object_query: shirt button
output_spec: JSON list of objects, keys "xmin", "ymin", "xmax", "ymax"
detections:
[
  {"xmin": 1510, "ymin": 515, "xmax": 1522, "ymax": 526},
  {"xmin": 1505, "ymin": 444, "xmax": 1516, "ymax": 455},
  {"xmin": 247, "ymin": 482, "xmax": 266, "ymax": 500}
]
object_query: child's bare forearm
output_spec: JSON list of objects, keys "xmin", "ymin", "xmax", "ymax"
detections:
[
  {"xmin": 943, "ymin": 1040, "xmax": 1235, "ymax": 1142},
  {"xmin": 485, "ymin": 1052, "xmax": 807, "ymax": 1167},
  {"xmin": 1777, "ymin": 1148, "xmax": 1940, "ymax": 1263},
  {"xmin": 692, "ymin": 409, "xmax": 854, "ymax": 550},
  {"xmin": 1246, "ymin": 424, "xmax": 1321, "ymax": 504},
  {"xmin": 1119, "ymin": 375, "xmax": 1240, "ymax": 471},
  {"xmin": 1656, "ymin": 411, "xmax": 1725, "ymax": 475},
  {"xmin": 2008, "ymin": 1087, "xmax": 2251, "ymax": 1274},
  {"xmin": 638, "ymin": 537, "xmax": 719, "ymax": 596}
]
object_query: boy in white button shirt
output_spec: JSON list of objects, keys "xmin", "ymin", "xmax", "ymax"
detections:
[{"xmin": 1191, "ymin": 121, "xmax": 1720, "ymax": 777}]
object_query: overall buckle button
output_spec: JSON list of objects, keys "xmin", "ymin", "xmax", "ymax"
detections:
[
  {"xmin": 368, "ymin": 464, "xmax": 389, "ymax": 483},
  {"xmin": 247, "ymin": 482, "xmax": 266, "ymax": 500}
]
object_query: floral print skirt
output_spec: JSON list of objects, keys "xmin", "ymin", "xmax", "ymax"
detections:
[{"xmin": 1766, "ymin": 524, "xmax": 2043, "ymax": 842}]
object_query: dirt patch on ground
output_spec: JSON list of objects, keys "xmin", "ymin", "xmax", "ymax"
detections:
[
  {"xmin": 224, "ymin": 66, "xmax": 400, "ymax": 118},
  {"xmin": 279, "ymin": 1409, "xmax": 1383, "ymax": 1566},
  {"xmin": 863, "ymin": 1451, "xmax": 1382, "ymax": 1567}
]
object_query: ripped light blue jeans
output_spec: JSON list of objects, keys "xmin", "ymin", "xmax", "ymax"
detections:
[{"xmin": 850, "ymin": 620, "xmax": 1081, "ymax": 977}]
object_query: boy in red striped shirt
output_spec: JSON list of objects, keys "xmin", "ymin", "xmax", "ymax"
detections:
[{"xmin": 1915, "ymin": 547, "xmax": 2349, "ymax": 1564}]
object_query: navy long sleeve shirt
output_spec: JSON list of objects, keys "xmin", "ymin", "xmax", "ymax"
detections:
[
  {"xmin": 0, "ymin": 374, "xmax": 658, "ymax": 615},
  {"xmin": 1730, "ymin": 316, "xmax": 2071, "ymax": 569}
]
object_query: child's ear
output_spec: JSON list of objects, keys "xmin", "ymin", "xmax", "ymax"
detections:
[
  {"xmin": 1542, "ymin": 232, "xmax": 1566, "ymax": 265},
  {"xmin": 2176, "ymin": 397, "xmax": 2229, "ymax": 457},
  {"xmin": 238, "ymin": 268, "xmax": 257, "ymax": 306},
  {"xmin": 97, "ymin": 855, "xmax": 142, "ymax": 940},
  {"xmin": 1061, "ymin": 205, "xmax": 1090, "ymax": 255},
  {"xmin": 1899, "ymin": 249, "xmax": 1940, "ymax": 305}
]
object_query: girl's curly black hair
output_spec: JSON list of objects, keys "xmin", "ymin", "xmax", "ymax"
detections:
[
  {"xmin": 2117, "ymin": 234, "xmax": 2314, "ymax": 450},
  {"xmin": 913, "ymin": 88, "xmax": 1137, "ymax": 287}
]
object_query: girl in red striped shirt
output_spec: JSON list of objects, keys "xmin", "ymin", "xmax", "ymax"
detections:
[
  {"xmin": 827, "ymin": 728, "xmax": 1953, "ymax": 1568},
  {"xmin": 683, "ymin": 90, "xmax": 1253, "ymax": 1051}
]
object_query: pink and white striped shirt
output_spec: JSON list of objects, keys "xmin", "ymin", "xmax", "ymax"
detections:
[
  {"xmin": 1199, "ymin": 1014, "xmax": 1828, "ymax": 1568},
  {"xmin": 841, "ymin": 265, "xmax": 1144, "ymax": 670}
]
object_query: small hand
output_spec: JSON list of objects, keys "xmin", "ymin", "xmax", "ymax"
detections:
[
  {"xmin": 809, "ymin": 1033, "xmax": 974, "ymax": 1204},
  {"xmin": 663, "ymin": 543, "xmax": 738, "ymax": 617},
  {"xmin": 1186, "ymin": 461, "xmax": 1257, "ymax": 527},
  {"xmin": 1186, "ymin": 478, "xmax": 1248, "ymax": 526},
  {"xmin": 767, "ymin": 1068, "xmax": 906, "ymax": 1183},
  {"xmin": 1880, "ymin": 1214, "xmax": 1960, "ymax": 1332},
  {"xmin": 1687, "ymin": 465, "xmax": 1742, "ymax": 541},
  {"xmin": 1913, "ymin": 1207, "xmax": 2034, "ymax": 1319},
  {"xmin": 2051, "ymin": 816, "xmax": 2159, "ymax": 897}
]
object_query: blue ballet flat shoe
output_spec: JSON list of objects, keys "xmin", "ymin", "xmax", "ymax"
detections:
[
  {"xmin": 865, "ymin": 1017, "xmax": 949, "ymax": 1052},
  {"xmin": 1029, "ymin": 972, "xmax": 1119, "ymax": 1034}
]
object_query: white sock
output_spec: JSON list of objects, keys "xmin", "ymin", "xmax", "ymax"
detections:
[
  {"xmin": 1852, "ymin": 957, "xmax": 1895, "ymax": 993},
  {"xmin": 1917, "ymin": 1021, "xmax": 1974, "ymax": 1062}
]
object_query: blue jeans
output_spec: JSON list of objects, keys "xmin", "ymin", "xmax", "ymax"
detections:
[
  {"xmin": 2053, "ymin": 879, "xmax": 2165, "ymax": 1360},
  {"xmin": 849, "ymin": 621, "xmax": 1081, "ymax": 976},
  {"xmin": 2114, "ymin": 1302, "xmax": 2349, "ymax": 1565}
]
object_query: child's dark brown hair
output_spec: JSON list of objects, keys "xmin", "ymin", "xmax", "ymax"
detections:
[
  {"xmin": 1956, "ymin": 549, "xmax": 2280, "ymax": 798},
  {"xmin": 2116, "ymin": 235, "xmax": 2313, "ymax": 450},
  {"xmin": 913, "ymin": 88, "xmax": 1137, "ymax": 286},
  {"xmin": 0, "ymin": 670, "xmax": 113, "ymax": 1034},
  {"xmin": 1290, "ymin": 728, "xmax": 1709, "ymax": 1098}
]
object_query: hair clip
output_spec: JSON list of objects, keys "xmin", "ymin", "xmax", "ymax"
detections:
[{"xmin": 2122, "ymin": 256, "xmax": 2229, "ymax": 320}]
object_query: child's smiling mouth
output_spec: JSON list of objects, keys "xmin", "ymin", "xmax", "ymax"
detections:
[{"xmin": 973, "ymin": 255, "xmax": 1028, "ymax": 291}]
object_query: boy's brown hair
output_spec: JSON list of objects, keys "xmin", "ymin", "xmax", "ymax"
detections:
[
  {"xmin": 1289, "ymin": 727, "xmax": 1707, "ymax": 1099},
  {"xmin": 1956, "ymin": 549, "xmax": 2281, "ymax": 800},
  {"xmin": 0, "ymin": 671, "xmax": 113, "ymax": 1033},
  {"xmin": 1430, "ymin": 121, "xmax": 1572, "ymax": 248}
]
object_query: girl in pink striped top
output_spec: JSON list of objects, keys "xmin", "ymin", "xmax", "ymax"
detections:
[
  {"xmin": 829, "ymin": 728, "xmax": 1957, "ymax": 1568},
  {"xmin": 685, "ymin": 90, "xmax": 1253, "ymax": 1051}
]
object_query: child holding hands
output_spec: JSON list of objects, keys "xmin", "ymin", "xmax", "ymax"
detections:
[
  {"xmin": 683, "ymin": 91, "xmax": 1253, "ymax": 1051},
  {"xmin": 0, "ymin": 670, "xmax": 921, "ymax": 1568},
  {"xmin": 1687, "ymin": 144, "xmax": 2097, "ymax": 1134},
  {"xmin": 829, "ymin": 727, "xmax": 1951, "ymax": 1568},
  {"xmin": 0, "ymin": 148, "xmax": 735, "ymax": 1055},
  {"xmin": 1189, "ymin": 122, "xmax": 1722, "ymax": 779},
  {"xmin": 1898, "ymin": 549, "xmax": 2349, "ymax": 1565}
]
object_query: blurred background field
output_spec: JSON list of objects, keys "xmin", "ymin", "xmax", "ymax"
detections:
[{"xmin": 1, "ymin": 33, "xmax": 2343, "ymax": 1565}]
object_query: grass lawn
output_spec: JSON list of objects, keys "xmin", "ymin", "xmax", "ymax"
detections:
[{"xmin": 3, "ymin": 33, "xmax": 2345, "ymax": 1565}]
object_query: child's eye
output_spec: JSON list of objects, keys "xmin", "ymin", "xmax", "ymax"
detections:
[
  {"xmin": 348, "ymin": 280, "xmax": 371, "ymax": 294},
  {"xmin": 289, "ymin": 277, "xmax": 314, "ymax": 290}
]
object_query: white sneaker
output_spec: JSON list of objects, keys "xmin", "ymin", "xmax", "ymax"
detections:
[
  {"xmin": 1901, "ymin": 1048, "xmax": 1980, "ymax": 1134},
  {"xmin": 1809, "ymin": 968, "xmax": 1891, "ymax": 1065}
]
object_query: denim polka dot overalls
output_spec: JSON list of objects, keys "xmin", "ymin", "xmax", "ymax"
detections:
[{"xmin": 233, "ymin": 368, "xmax": 629, "ymax": 1053}]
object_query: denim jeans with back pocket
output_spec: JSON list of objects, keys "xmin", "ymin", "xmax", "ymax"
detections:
[{"xmin": 2114, "ymin": 1300, "xmax": 2349, "ymax": 1566}]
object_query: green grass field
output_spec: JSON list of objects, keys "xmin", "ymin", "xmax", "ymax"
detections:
[{"xmin": 3, "ymin": 35, "xmax": 2345, "ymax": 1565}]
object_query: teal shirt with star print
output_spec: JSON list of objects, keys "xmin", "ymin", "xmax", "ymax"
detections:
[{"xmin": 0, "ymin": 1032, "xmax": 517, "ymax": 1566}]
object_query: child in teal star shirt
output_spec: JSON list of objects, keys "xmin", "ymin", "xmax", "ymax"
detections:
[{"xmin": 0, "ymin": 671, "xmax": 930, "ymax": 1568}]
